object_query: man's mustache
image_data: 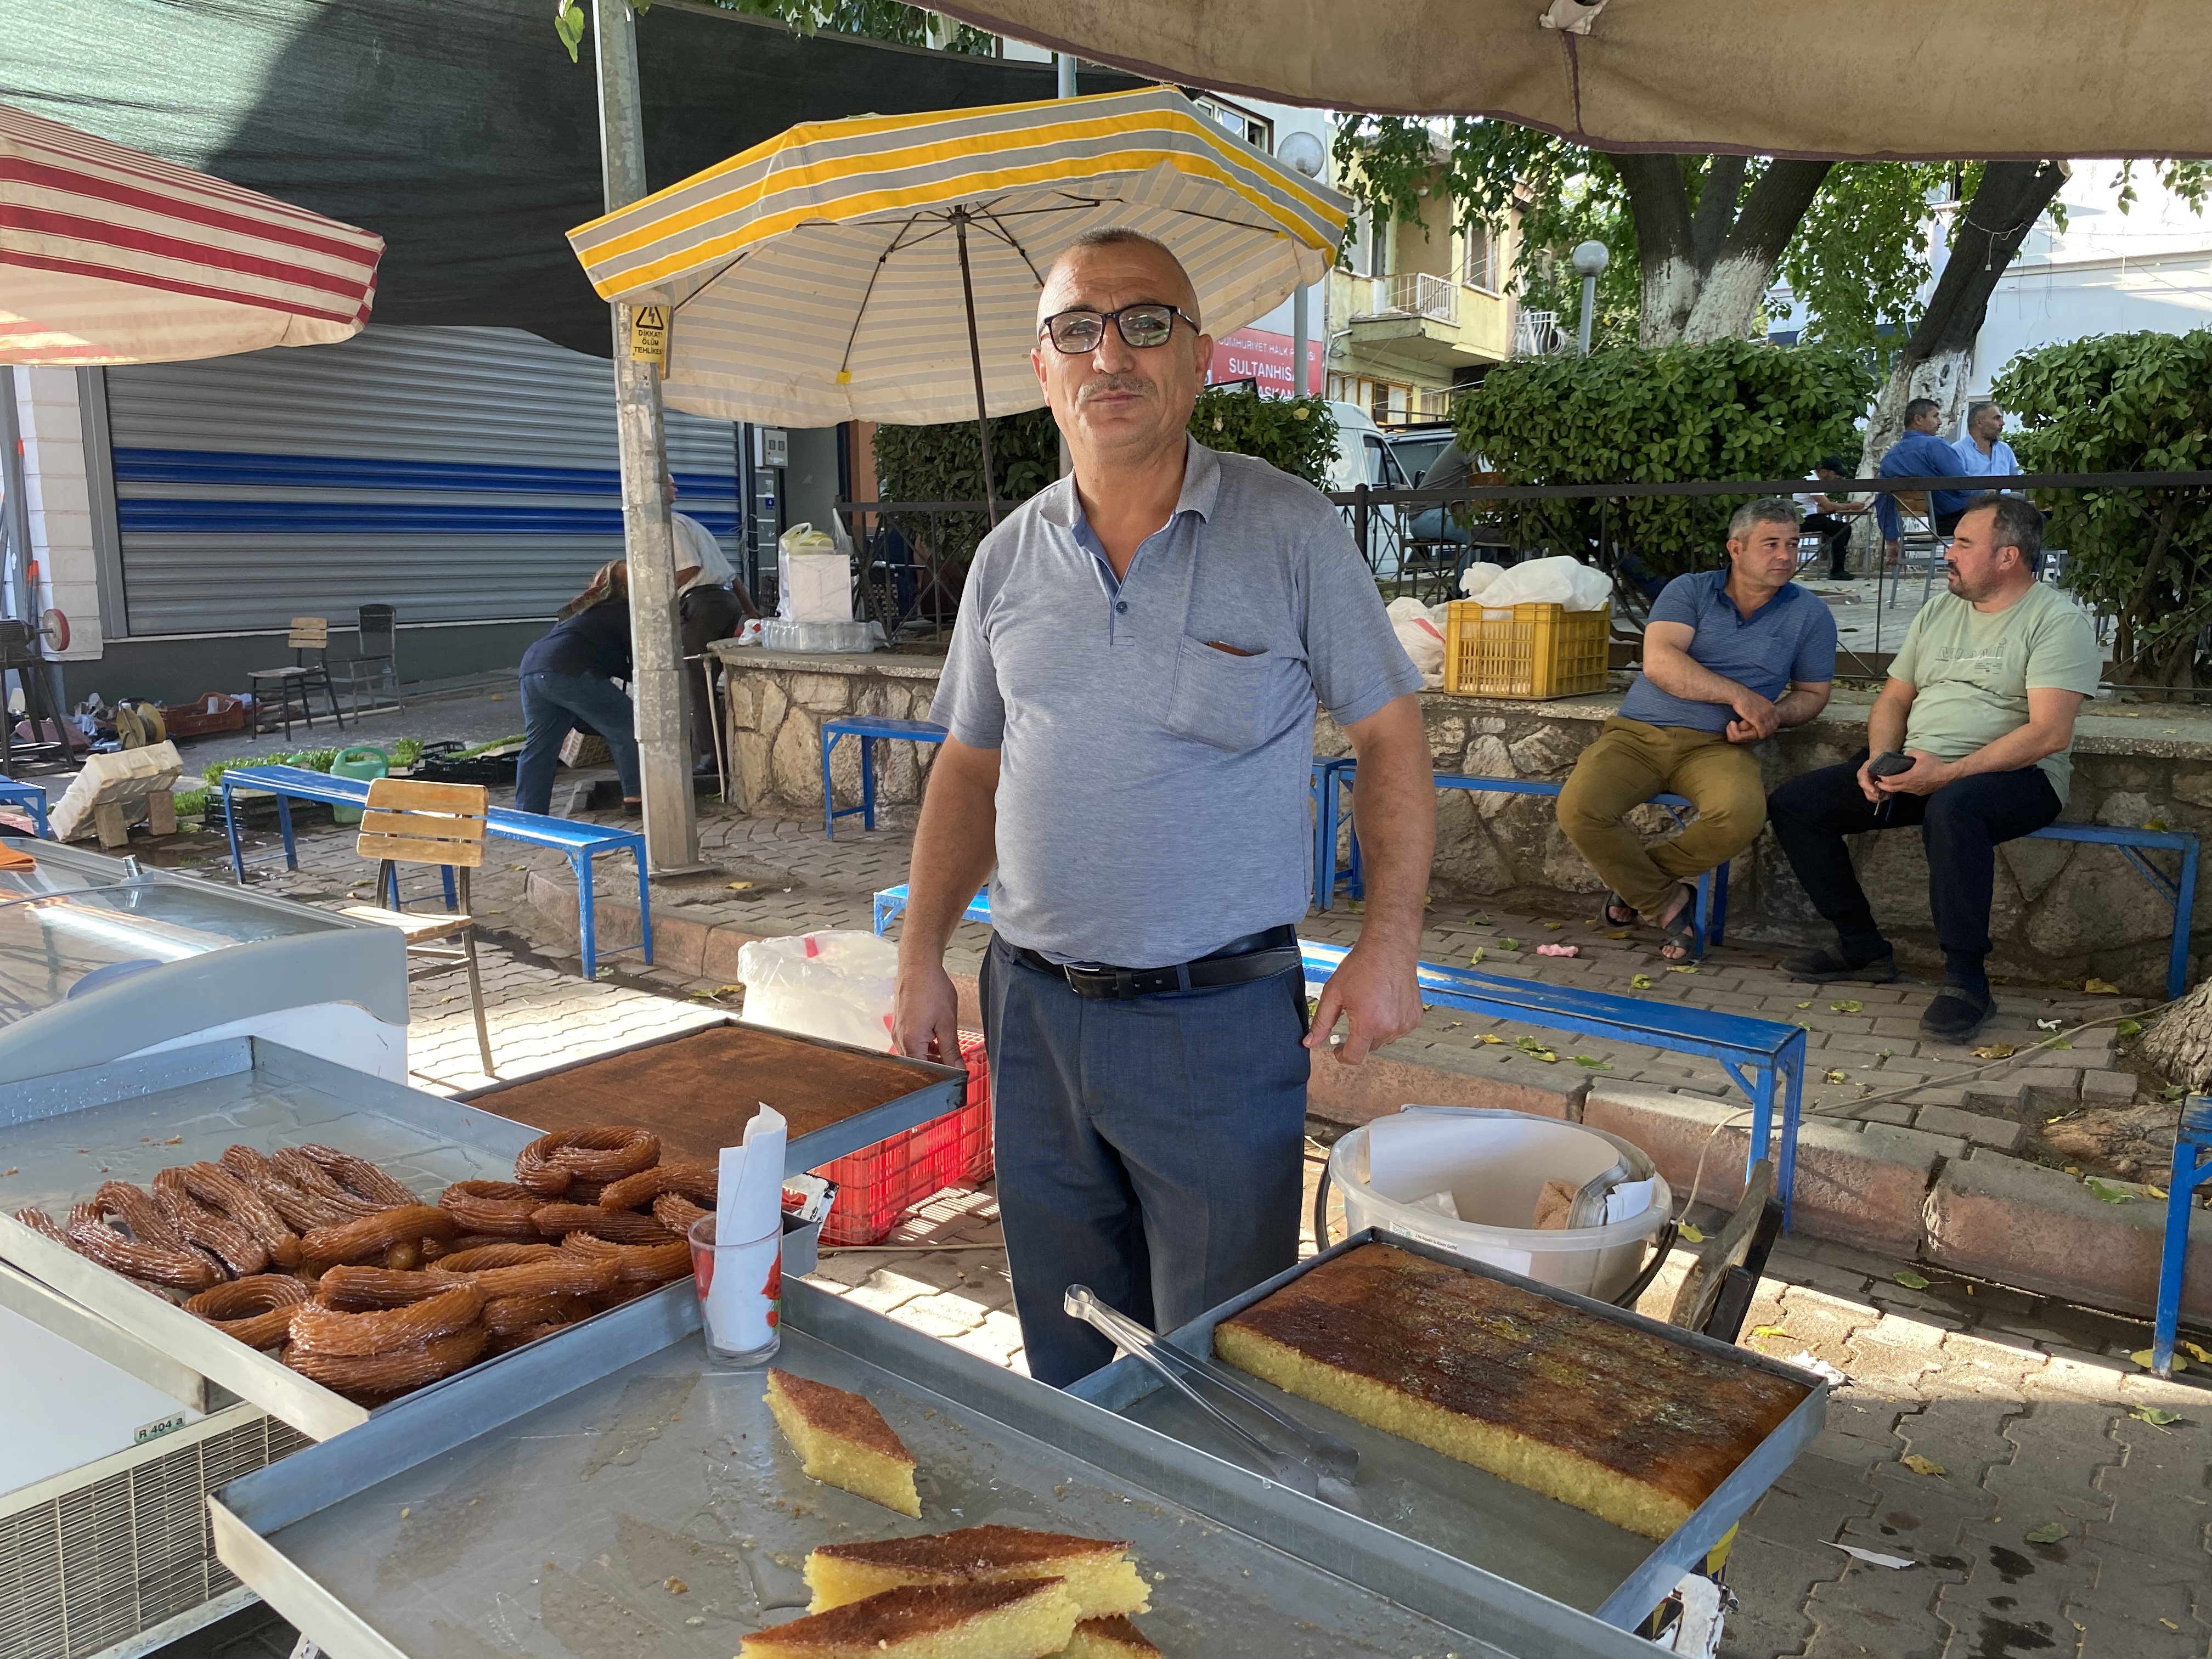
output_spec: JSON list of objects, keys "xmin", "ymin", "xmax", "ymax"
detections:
[{"xmin": 1076, "ymin": 375, "xmax": 1154, "ymax": 402}]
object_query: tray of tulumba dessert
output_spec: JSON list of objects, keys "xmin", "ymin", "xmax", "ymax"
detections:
[
  {"xmin": 207, "ymin": 1270, "xmax": 1685, "ymax": 1659},
  {"xmin": 1066, "ymin": 1231, "xmax": 1830, "ymax": 1633}
]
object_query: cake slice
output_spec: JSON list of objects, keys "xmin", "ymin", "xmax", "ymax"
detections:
[
  {"xmin": 1060, "ymin": 1614, "xmax": 1160, "ymax": 1658},
  {"xmin": 805, "ymin": 1524, "xmax": 1149, "ymax": 1618},
  {"xmin": 764, "ymin": 1368, "xmax": 921, "ymax": 1518},
  {"xmin": 740, "ymin": 1578, "xmax": 1077, "ymax": 1659},
  {"xmin": 1214, "ymin": 1241, "xmax": 1810, "ymax": 1541}
]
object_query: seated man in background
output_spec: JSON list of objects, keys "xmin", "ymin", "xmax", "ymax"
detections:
[
  {"xmin": 1558, "ymin": 498, "xmax": 1836, "ymax": 961},
  {"xmin": 1800, "ymin": 456, "xmax": 1870, "ymax": 580},
  {"xmin": 1767, "ymin": 494, "xmax": 2098, "ymax": 1039},
  {"xmin": 1876, "ymin": 397, "xmax": 1973, "ymax": 568},
  {"xmin": 1954, "ymin": 400, "xmax": 2021, "ymax": 482}
]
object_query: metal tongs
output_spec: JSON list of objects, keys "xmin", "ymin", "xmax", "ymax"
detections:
[{"xmin": 1064, "ymin": 1285, "xmax": 1363, "ymax": 1514}]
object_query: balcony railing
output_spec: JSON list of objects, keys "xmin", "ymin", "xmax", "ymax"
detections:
[
  {"xmin": 1513, "ymin": 308, "xmax": 1565, "ymax": 356},
  {"xmin": 1348, "ymin": 272, "xmax": 1458, "ymax": 325}
]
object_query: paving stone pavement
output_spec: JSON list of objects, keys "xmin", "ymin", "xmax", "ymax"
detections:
[{"xmin": 117, "ymin": 703, "xmax": 2211, "ymax": 1659}]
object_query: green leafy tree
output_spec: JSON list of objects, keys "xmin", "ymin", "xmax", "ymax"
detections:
[
  {"xmin": 872, "ymin": 388, "xmax": 1337, "ymax": 570},
  {"xmin": 556, "ymin": 0, "xmax": 997, "ymax": 59},
  {"xmin": 1994, "ymin": 329, "xmax": 2212, "ymax": 685},
  {"xmin": 1452, "ymin": 338, "xmax": 1872, "ymax": 614}
]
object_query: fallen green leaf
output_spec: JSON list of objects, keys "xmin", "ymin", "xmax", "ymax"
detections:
[
  {"xmin": 1604, "ymin": 929, "xmax": 1631, "ymax": 940},
  {"xmin": 1796, "ymin": 1001, "xmax": 1813, "ymax": 1010},
  {"xmin": 2084, "ymin": 977, "xmax": 2123, "ymax": 995},
  {"xmin": 1900, "ymin": 1454, "xmax": 1947, "ymax": 1477},
  {"xmin": 1573, "ymin": 1055, "xmax": 1611, "ymax": 1070},
  {"xmin": 1877, "ymin": 1048, "xmax": 1893, "ymax": 1059},
  {"xmin": 2084, "ymin": 1177, "xmax": 2133, "ymax": 1204},
  {"xmin": 1542, "ymin": 921, "xmax": 1564, "ymax": 930},
  {"xmin": 1894, "ymin": 1269, "xmax": 1931, "ymax": 1290},
  {"xmin": 2023, "ymin": 1523, "xmax": 2067, "ymax": 1545},
  {"xmin": 2050, "ymin": 1039, "xmax": 2073, "ymax": 1049},
  {"xmin": 2117, "ymin": 1019, "xmax": 2143, "ymax": 1039},
  {"xmin": 1630, "ymin": 973, "xmax": 1655, "ymax": 990},
  {"xmin": 1668, "ymin": 964, "xmax": 1698, "ymax": 974},
  {"xmin": 1479, "ymin": 1033, "xmax": 1504, "ymax": 1045},
  {"xmin": 1830, "ymin": 999, "xmax": 1864, "ymax": 1014},
  {"xmin": 1751, "ymin": 1324, "xmax": 1792, "ymax": 1340},
  {"xmin": 2132, "ymin": 1348, "xmax": 2188, "ymax": 1372},
  {"xmin": 1825, "ymin": 1069, "xmax": 1849, "ymax": 1084},
  {"xmin": 1468, "ymin": 948, "xmax": 1486, "ymax": 966},
  {"xmin": 1971, "ymin": 1042, "xmax": 2017, "ymax": 1060},
  {"xmin": 2185, "ymin": 1340, "xmax": 2212, "ymax": 1364},
  {"xmin": 2130, "ymin": 1406, "xmax": 2182, "ymax": 1427},
  {"xmin": 1679, "ymin": 1222, "xmax": 1706, "ymax": 1244},
  {"xmin": 1498, "ymin": 937, "xmax": 1520, "ymax": 951}
]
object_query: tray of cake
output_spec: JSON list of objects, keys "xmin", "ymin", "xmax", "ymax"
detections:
[
  {"xmin": 208, "ymin": 1271, "xmax": 1675, "ymax": 1659},
  {"xmin": 1066, "ymin": 1231, "xmax": 1827, "ymax": 1632},
  {"xmin": 0, "ymin": 1034, "xmax": 871, "ymax": 1441},
  {"xmin": 456, "ymin": 1017, "xmax": 968, "ymax": 1171}
]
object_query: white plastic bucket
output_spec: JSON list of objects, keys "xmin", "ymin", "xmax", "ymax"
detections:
[{"xmin": 1329, "ymin": 1108, "xmax": 1672, "ymax": 1302}]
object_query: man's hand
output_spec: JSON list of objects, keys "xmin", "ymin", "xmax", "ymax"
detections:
[
  {"xmin": 1855, "ymin": 753, "xmax": 1884, "ymax": 804},
  {"xmin": 1729, "ymin": 687, "xmax": 1779, "ymax": 741},
  {"xmin": 1724, "ymin": 717, "xmax": 1763, "ymax": 746},
  {"xmin": 892, "ymin": 959, "xmax": 962, "ymax": 1064},
  {"xmin": 1873, "ymin": 749, "xmax": 1956, "ymax": 797},
  {"xmin": 1306, "ymin": 937, "xmax": 1422, "ymax": 1065}
]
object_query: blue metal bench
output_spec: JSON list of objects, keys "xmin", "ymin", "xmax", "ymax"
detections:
[
  {"xmin": 1318, "ymin": 766, "xmax": 1729, "ymax": 954},
  {"xmin": 217, "ymin": 764, "xmax": 652, "ymax": 980},
  {"xmin": 870, "ymin": 882, "xmax": 1808, "ymax": 1223},
  {"xmin": 2153, "ymin": 1092, "xmax": 2212, "ymax": 1378},
  {"xmin": 1324, "ymin": 768, "xmax": 2201, "ymax": 998},
  {"xmin": 0, "ymin": 776, "xmax": 50, "ymax": 838},
  {"xmin": 821, "ymin": 716, "xmax": 947, "ymax": 839}
]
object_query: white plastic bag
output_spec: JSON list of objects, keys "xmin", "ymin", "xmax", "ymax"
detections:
[
  {"xmin": 1458, "ymin": 561, "xmax": 1507, "ymax": 599},
  {"xmin": 1478, "ymin": 555, "xmax": 1611, "ymax": 612},
  {"xmin": 736, "ymin": 929, "xmax": 899, "ymax": 1052},
  {"xmin": 776, "ymin": 523, "xmax": 850, "ymax": 623},
  {"xmin": 1386, "ymin": 596, "xmax": 1447, "ymax": 685}
]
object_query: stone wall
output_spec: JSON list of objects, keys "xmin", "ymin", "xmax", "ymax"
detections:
[
  {"xmin": 714, "ymin": 645, "xmax": 2212, "ymax": 994},
  {"xmin": 714, "ymin": 646, "xmax": 947, "ymax": 822}
]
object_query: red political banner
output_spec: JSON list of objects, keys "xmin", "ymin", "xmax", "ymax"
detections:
[{"xmin": 1209, "ymin": 328, "xmax": 1324, "ymax": 397}]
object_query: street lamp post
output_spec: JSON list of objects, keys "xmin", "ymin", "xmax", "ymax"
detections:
[{"xmin": 1571, "ymin": 239, "xmax": 1609, "ymax": 356}]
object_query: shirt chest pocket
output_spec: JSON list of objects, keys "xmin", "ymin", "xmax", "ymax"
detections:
[{"xmin": 1161, "ymin": 633, "xmax": 1277, "ymax": 752}]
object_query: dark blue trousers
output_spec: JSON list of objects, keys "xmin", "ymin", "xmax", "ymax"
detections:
[{"xmin": 980, "ymin": 935, "xmax": 1310, "ymax": 1386}]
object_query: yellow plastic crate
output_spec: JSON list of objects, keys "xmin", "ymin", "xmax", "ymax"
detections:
[{"xmin": 1443, "ymin": 600, "xmax": 1611, "ymax": 699}]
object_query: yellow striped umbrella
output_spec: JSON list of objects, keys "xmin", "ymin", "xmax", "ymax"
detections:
[{"xmin": 567, "ymin": 86, "xmax": 1348, "ymax": 445}]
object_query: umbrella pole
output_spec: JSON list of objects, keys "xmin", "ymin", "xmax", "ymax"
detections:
[{"xmin": 953, "ymin": 210, "xmax": 1001, "ymax": 528}]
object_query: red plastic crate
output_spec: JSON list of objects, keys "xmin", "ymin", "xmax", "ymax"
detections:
[{"xmin": 811, "ymin": 1031, "xmax": 992, "ymax": 1246}]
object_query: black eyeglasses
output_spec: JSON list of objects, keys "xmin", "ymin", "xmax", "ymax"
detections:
[{"xmin": 1039, "ymin": 304, "xmax": 1199, "ymax": 353}]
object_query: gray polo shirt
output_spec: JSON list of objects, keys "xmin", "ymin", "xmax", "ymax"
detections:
[
  {"xmin": 1618, "ymin": 569, "xmax": 1838, "ymax": 733},
  {"xmin": 932, "ymin": 438, "xmax": 1421, "ymax": 968}
]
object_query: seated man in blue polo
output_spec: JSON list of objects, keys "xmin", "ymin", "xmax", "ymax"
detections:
[{"xmin": 1557, "ymin": 498, "xmax": 1837, "ymax": 960}]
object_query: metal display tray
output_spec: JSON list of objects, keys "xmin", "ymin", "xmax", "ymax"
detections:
[
  {"xmin": 0, "ymin": 1035, "xmax": 920, "ymax": 1441},
  {"xmin": 456, "ymin": 1017, "xmax": 969, "ymax": 1171},
  {"xmin": 1068, "ymin": 1229, "xmax": 1829, "ymax": 1630},
  {"xmin": 210, "ymin": 1277, "xmax": 1672, "ymax": 1659}
]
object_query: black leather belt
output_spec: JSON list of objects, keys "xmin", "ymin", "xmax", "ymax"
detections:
[{"xmin": 1011, "ymin": 924, "xmax": 1301, "ymax": 1001}]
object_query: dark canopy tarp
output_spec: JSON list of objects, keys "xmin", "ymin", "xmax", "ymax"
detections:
[{"xmin": 2, "ymin": 0, "xmax": 1141, "ymax": 354}]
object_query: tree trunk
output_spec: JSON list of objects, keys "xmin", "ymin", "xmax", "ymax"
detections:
[
  {"xmin": 1616, "ymin": 154, "xmax": 1698, "ymax": 347},
  {"xmin": 2140, "ymin": 975, "xmax": 2212, "ymax": 1089},
  {"xmin": 1850, "ymin": 160, "xmax": 2069, "ymax": 563},
  {"xmin": 1679, "ymin": 160, "xmax": 1832, "ymax": 345}
]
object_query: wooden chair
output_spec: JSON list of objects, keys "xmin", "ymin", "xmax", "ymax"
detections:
[
  {"xmin": 247, "ymin": 617, "xmax": 346, "ymax": 738},
  {"xmin": 338, "ymin": 778, "xmax": 494, "ymax": 1076}
]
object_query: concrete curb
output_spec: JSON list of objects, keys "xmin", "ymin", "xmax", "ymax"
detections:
[
  {"xmin": 529, "ymin": 870, "xmax": 2205, "ymax": 1322},
  {"xmin": 1924, "ymin": 1147, "xmax": 2212, "ymax": 1322}
]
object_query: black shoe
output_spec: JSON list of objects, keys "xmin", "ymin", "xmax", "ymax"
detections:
[
  {"xmin": 1782, "ymin": 947, "xmax": 1899, "ymax": 984},
  {"xmin": 1921, "ymin": 984, "xmax": 1993, "ymax": 1039}
]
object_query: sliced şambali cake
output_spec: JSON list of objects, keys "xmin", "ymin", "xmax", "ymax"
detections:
[
  {"xmin": 804, "ymin": 1524, "xmax": 1149, "ymax": 1617},
  {"xmin": 1060, "ymin": 1614, "xmax": 1161, "ymax": 1658},
  {"xmin": 1214, "ymin": 1241, "xmax": 1811, "ymax": 1540},
  {"xmin": 738, "ymin": 1578, "xmax": 1077, "ymax": 1659},
  {"xmin": 764, "ymin": 1368, "xmax": 922, "ymax": 1518}
]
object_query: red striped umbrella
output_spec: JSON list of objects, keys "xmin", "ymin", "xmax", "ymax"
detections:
[{"xmin": 1, "ymin": 104, "xmax": 384, "ymax": 365}]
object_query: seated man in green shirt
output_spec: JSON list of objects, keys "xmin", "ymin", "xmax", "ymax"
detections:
[{"xmin": 1766, "ymin": 494, "xmax": 2101, "ymax": 1039}]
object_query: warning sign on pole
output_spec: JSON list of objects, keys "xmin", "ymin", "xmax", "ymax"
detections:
[{"xmin": 629, "ymin": 304, "xmax": 669, "ymax": 372}]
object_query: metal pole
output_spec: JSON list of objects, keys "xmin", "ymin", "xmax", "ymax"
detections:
[
  {"xmin": 953, "ymin": 210, "xmax": 1001, "ymax": 527},
  {"xmin": 594, "ymin": 0, "xmax": 699, "ymax": 873},
  {"xmin": 1578, "ymin": 273, "xmax": 1596, "ymax": 356},
  {"xmin": 1056, "ymin": 52, "xmax": 1075, "ymax": 98},
  {"xmin": 1291, "ymin": 283, "xmax": 1308, "ymax": 397}
]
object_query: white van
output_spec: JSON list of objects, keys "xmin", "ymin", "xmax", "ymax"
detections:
[{"xmin": 1324, "ymin": 400, "xmax": 1411, "ymax": 570}]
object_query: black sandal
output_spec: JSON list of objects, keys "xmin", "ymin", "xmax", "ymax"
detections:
[
  {"xmin": 1656, "ymin": 886, "xmax": 1699, "ymax": 962},
  {"xmin": 1600, "ymin": 891, "xmax": 1637, "ymax": 928},
  {"xmin": 1921, "ymin": 984, "xmax": 1993, "ymax": 1040}
]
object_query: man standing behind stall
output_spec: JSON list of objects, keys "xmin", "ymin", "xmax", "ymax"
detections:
[{"xmin": 893, "ymin": 227, "xmax": 1435, "ymax": 1385}]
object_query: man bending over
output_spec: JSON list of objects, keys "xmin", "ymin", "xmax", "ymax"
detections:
[
  {"xmin": 1558, "ymin": 498, "xmax": 1835, "ymax": 960},
  {"xmin": 1767, "ymin": 494, "xmax": 2099, "ymax": 1039}
]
